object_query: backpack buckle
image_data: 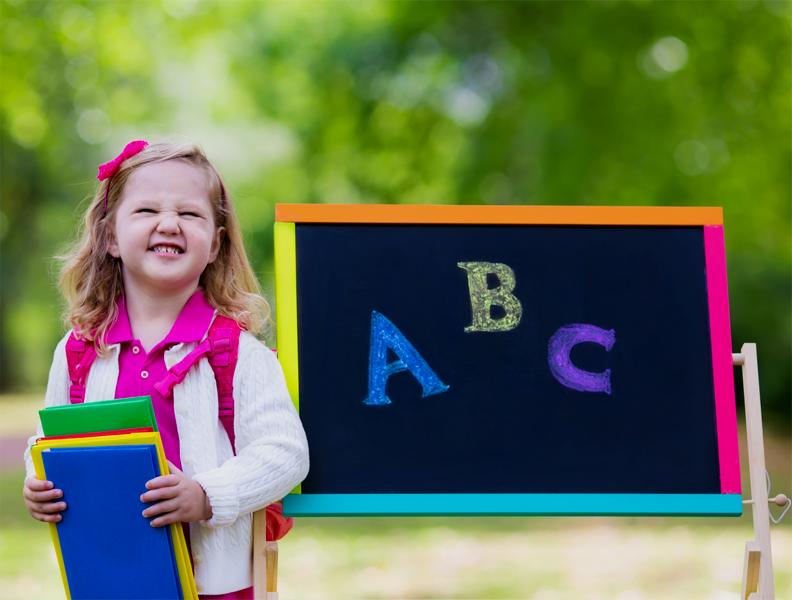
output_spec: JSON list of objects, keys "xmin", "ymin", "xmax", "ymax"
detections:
[
  {"xmin": 209, "ymin": 337, "xmax": 231, "ymax": 354},
  {"xmin": 154, "ymin": 371, "xmax": 186, "ymax": 398},
  {"xmin": 209, "ymin": 336, "xmax": 231, "ymax": 367}
]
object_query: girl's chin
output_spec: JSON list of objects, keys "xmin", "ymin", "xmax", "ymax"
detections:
[{"xmin": 124, "ymin": 272, "xmax": 203, "ymax": 296}]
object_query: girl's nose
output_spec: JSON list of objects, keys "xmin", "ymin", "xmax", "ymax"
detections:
[{"xmin": 157, "ymin": 214, "xmax": 181, "ymax": 234}]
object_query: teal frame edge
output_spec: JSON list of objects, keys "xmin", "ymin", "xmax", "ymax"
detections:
[{"xmin": 283, "ymin": 494, "xmax": 743, "ymax": 517}]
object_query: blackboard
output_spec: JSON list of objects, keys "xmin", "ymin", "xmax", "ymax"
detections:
[{"xmin": 275, "ymin": 205, "xmax": 741, "ymax": 517}]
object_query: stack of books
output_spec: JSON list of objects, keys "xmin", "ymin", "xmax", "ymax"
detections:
[{"xmin": 30, "ymin": 396, "xmax": 197, "ymax": 600}]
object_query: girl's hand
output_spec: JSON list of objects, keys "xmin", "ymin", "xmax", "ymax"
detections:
[
  {"xmin": 141, "ymin": 461, "xmax": 213, "ymax": 527},
  {"xmin": 23, "ymin": 476, "xmax": 66, "ymax": 523}
]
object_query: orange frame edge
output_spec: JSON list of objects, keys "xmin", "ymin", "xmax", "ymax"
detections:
[{"xmin": 275, "ymin": 204, "xmax": 723, "ymax": 226}]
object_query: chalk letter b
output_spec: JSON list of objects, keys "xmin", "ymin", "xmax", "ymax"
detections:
[
  {"xmin": 458, "ymin": 261, "xmax": 523, "ymax": 332},
  {"xmin": 363, "ymin": 311, "xmax": 450, "ymax": 406}
]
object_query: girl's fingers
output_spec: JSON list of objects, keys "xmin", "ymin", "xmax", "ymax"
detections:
[
  {"xmin": 36, "ymin": 501, "xmax": 67, "ymax": 514},
  {"xmin": 141, "ymin": 485, "xmax": 179, "ymax": 504},
  {"xmin": 25, "ymin": 478, "xmax": 54, "ymax": 492},
  {"xmin": 145, "ymin": 474, "xmax": 180, "ymax": 490},
  {"xmin": 33, "ymin": 511, "xmax": 62, "ymax": 523},
  {"xmin": 150, "ymin": 511, "xmax": 179, "ymax": 528},
  {"xmin": 143, "ymin": 499, "xmax": 178, "ymax": 519},
  {"xmin": 27, "ymin": 489, "xmax": 63, "ymax": 503}
]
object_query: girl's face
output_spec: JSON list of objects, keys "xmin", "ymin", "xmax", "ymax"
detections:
[{"xmin": 107, "ymin": 160, "xmax": 224, "ymax": 297}]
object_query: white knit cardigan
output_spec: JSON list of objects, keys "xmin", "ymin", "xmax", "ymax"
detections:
[{"xmin": 24, "ymin": 326, "xmax": 310, "ymax": 595}]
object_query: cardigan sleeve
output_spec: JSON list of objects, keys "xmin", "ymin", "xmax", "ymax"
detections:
[
  {"xmin": 192, "ymin": 333, "xmax": 309, "ymax": 529},
  {"xmin": 24, "ymin": 332, "xmax": 73, "ymax": 479}
]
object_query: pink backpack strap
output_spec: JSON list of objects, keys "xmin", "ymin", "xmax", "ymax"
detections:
[
  {"xmin": 206, "ymin": 316, "xmax": 240, "ymax": 449},
  {"xmin": 154, "ymin": 315, "xmax": 241, "ymax": 447},
  {"xmin": 65, "ymin": 333, "xmax": 97, "ymax": 404}
]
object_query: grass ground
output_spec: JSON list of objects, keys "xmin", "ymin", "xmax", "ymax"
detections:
[{"xmin": 1, "ymin": 394, "xmax": 789, "ymax": 600}]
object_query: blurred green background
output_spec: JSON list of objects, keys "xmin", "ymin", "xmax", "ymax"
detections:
[
  {"xmin": 1, "ymin": 0, "xmax": 790, "ymax": 426},
  {"xmin": 1, "ymin": 1, "xmax": 790, "ymax": 599}
]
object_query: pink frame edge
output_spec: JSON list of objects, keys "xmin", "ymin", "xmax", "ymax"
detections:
[{"xmin": 704, "ymin": 225, "xmax": 741, "ymax": 495}]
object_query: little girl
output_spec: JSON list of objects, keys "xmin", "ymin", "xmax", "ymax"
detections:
[{"xmin": 22, "ymin": 139, "xmax": 309, "ymax": 598}]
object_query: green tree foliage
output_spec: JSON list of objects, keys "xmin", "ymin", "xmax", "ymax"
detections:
[{"xmin": 1, "ymin": 0, "xmax": 789, "ymax": 426}]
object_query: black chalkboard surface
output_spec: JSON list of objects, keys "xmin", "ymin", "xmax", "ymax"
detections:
[{"xmin": 276, "ymin": 205, "xmax": 741, "ymax": 517}]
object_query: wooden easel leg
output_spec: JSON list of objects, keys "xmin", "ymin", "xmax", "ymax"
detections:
[
  {"xmin": 253, "ymin": 509, "xmax": 268, "ymax": 600},
  {"xmin": 741, "ymin": 541, "xmax": 761, "ymax": 600},
  {"xmin": 734, "ymin": 344, "xmax": 775, "ymax": 600},
  {"xmin": 266, "ymin": 542, "xmax": 279, "ymax": 600}
]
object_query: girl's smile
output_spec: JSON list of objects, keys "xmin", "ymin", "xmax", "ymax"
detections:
[
  {"xmin": 150, "ymin": 244, "xmax": 184, "ymax": 255},
  {"xmin": 107, "ymin": 160, "xmax": 224, "ymax": 297}
]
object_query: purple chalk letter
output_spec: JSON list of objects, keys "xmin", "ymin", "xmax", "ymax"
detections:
[{"xmin": 547, "ymin": 324, "xmax": 615, "ymax": 394}]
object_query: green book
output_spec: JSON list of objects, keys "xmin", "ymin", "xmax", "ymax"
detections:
[{"xmin": 40, "ymin": 396, "xmax": 158, "ymax": 437}]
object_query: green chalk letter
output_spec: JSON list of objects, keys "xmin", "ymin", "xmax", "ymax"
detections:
[{"xmin": 458, "ymin": 261, "xmax": 523, "ymax": 333}]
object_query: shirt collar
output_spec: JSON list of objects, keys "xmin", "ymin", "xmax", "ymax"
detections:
[
  {"xmin": 105, "ymin": 290, "xmax": 216, "ymax": 346},
  {"xmin": 105, "ymin": 295, "xmax": 134, "ymax": 344}
]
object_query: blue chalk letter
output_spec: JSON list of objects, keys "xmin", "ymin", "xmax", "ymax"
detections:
[{"xmin": 363, "ymin": 311, "xmax": 450, "ymax": 406}]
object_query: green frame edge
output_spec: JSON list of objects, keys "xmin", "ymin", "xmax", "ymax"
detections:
[
  {"xmin": 274, "ymin": 221, "xmax": 301, "ymax": 494},
  {"xmin": 283, "ymin": 493, "xmax": 743, "ymax": 517}
]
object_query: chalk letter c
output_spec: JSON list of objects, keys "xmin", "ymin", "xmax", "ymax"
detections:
[{"xmin": 547, "ymin": 324, "xmax": 615, "ymax": 394}]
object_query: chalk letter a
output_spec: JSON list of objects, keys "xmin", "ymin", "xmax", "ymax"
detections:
[
  {"xmin": 458, "ymin": 261, "xmax": 523, "ymax": 332},
  {"xmin": 363, "ymin": 311, "xmax": 450, "ymax": 406}
]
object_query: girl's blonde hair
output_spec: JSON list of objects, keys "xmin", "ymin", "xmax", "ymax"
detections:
[{"xmin": 59, "ymin": 140, "xmax": 271, "ymax": 356}]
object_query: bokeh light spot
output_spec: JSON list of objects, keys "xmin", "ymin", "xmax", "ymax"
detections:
[
  {"xmin": 160, "ymin": 0, "xmax": 212, "ymax": 19},
  {"xmin": 64, "ymin": 55, "xmax": 99, "ymax": 89},
  {"xmin": 59, "ymin": 5, "xmax": 94, "ymax": 43},
  {"xmin": 674, "ymin": 140, "xmax": 709, "ymax": 176},
  {"xmin": 76, "ymin": 109, "xmax": 111, "ymax": 144},
  {"xmin": 652, "ymin": 37, "xmax": 689, "ymax": 73},
  {"xmin": 10, "ymin": 110, "xmax": 48, "ymax": 148},
  {"xmin": 443, "ymin": 85, "xmax": 490, "ymax": 128},
  {"xmin": 639, "ymin": 37, "xmax": 688, "ymax": 80}
]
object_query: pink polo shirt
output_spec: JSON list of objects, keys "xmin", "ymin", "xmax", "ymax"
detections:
[{"xmin": 107, "ymin": 291, "xmax": 253, "ymax": 600}]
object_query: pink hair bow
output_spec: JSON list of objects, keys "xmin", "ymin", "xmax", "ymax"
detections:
[
  {"xmin": 97, "ymin": 140, "xmax": 148, "ymax": 181},
  {"xmin": 98, "ymin": 140, "xmax": 148, "ymax": 212}
]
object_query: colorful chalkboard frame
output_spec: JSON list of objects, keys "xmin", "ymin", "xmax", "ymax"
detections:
[{"xmin": 275, "ymin": 205, "xmax": 741, "ymax": 517}]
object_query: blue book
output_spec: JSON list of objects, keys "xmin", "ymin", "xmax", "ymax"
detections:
[{"xmin": 42, "ymin": 445, "xmax": 182, "ymax": 600}]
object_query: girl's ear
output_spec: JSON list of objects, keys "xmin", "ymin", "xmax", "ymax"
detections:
[
  {"xmin": 106, "ymin": 229, "xmax": 121, "ymax": 258},
  {"xmin": 208, "ymin": 227, "xmax": 225, "ymax": 264}
]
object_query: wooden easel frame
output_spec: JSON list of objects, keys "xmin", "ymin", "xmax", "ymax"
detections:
[{"xmin": 734, "ymin": 343, "xmax": 777, "ymax": 600}]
